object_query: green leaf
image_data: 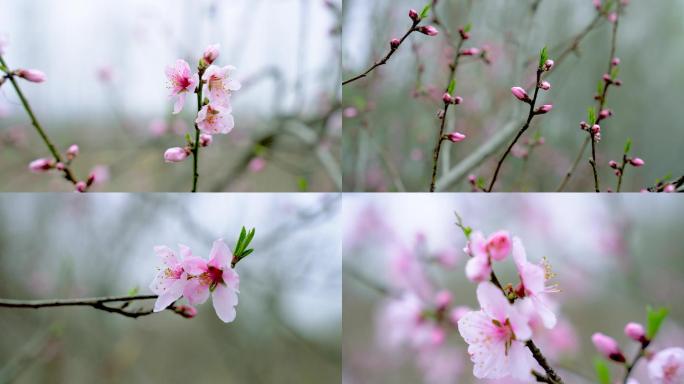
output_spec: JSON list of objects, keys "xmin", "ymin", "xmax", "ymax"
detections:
[
  {"xmin": 419, "ymin": 4, "xmax": 431, "ymax": 19},
  {"xmin": 447, "ymin": 79, "xmax": 456, "ymax": 94},
  {"xmin": 297, "ymin": 177, "xmax": 309, "ymax": 191},
  {"xmin": 594, "ymin": 358, "xmax": 612, "ymax": 384},
  {"xmin": 476, "ymin": 177, "xmax": 485, "ymax": 190},
  {"xmin": 463, "ymin": 23, "xmax": 472, "ymax": 33},
  {"xmin": 597, "ymin": 79, "xmax": 604, "ymax": 95},
  {"xmin": 463, "ymin": 226, "xmax": 472, "ymax": 238},
  {"xmin": 646, "ymin": 306, "xmax": 669, "ymax": 339},
  {"xmin": 611, "ymin": 66, "xmax": 620, "ymax": 80},
  {"xmin": 587, "ymin": 107, "xmax": 596, "ymax": 125},
  {"xmin": 539, "ymin": 46, "xmax": 548, "ymax": 68},
  {"xmin": 127, "ymin": 286, "xmax": 139, "ymax": 296},
  {"xmin": 240, "ymin": 249, "xmax": 253, "ymax": 258},
  {"xmin": 624, "ymin": 137, "xmax": 632, "ymax": 154}
]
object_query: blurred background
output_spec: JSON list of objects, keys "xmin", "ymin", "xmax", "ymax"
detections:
[
  {"xmin": 0, "ymin": 193, "xmax": 341, "ymax": 383},
  {"xmin": 0, "ymin": 0, "xmax": 341, "ymax": 191},
  {"xmin": 342, "ymin": 0, "xmax": 684, "ymax": 191},
  {"xmin": 343, "ymin": 194, "xmax": 684, "ymax": 383}
]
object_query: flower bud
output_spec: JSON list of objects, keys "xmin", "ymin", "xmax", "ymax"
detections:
[
  {"xmin": 202, "ymin": 44, "xmax": 220, "ymax": 65},
  {"xmin": 55, "ymin": 162, "xmax": 65, "ymax": 171},
  {"xmin": 511, "ymin": 86, "xmax": 530, "ymax": 102},
  {"xmin": 540, "ymin": 81, "xmax": 551, "ymax": 90},
  {"xmin": 442, "ymin": 92, "xmax": 453, "ymax": 104},
  {"xmin": 603, "ymin": 73, "xmax": 613, "ymax": 83},
  {"xmin": 592, "ymin": 333, "xmax": 626, "ymax": 363},
  {"xmin": 599, "ymin": 109, "xmax": 612, "ymax": 120},
  {"xmin": 164, "ymin": 147, "xmax": 190, "ymax": 163},
  {"xmin": 16, "ymin": 69, "xmax": 47, "ymax": 83},
  {"xmin": 629, "ymin": 157, "xmax": 644, "ymax": 167},
  {"xmin": 535, "ymin": 104, "xmax": 553, "ymax": 114},
  {"xmin": 409, "ymin": 9, "xmax": 419, "ymax": 21},
  {"xmin": 435, "ymin": 290, "xmax": 453, "ymax": 309},
  {"xmin": 664, "ymin": 184, "xmax": 676, "ymax": 192},
  {"xmin": 614, "ymin": 79, "xmax": 622, "ymax": 86},
  {"xmin": 390, "ymin": 38, "xmax": 401, "ymax": 49},
  {"xmin": 591, "ymin": 124, "xmax": 601, "ymax": 134},
  {"xmin": 580, "ymin": 121, "xmax": 589, "ymax": 130},
  {"xmin": 28, "ymin": 158, "xmax": 54, "ymax": 173},
  {"xmin": 66, "ymin": 144, "xmax": 79, "ymax": 160},
  {"xmin": 199, "ymin": 133, "xmax": 213, "ymax": 147},
  {"xmin": 543, "ymin": 59, "xmax": 554, "ymax": 71},
  {"xmin": 458, "ymin": 28, "xmax": 470, "ymax": 40},
  {"xmin": 452, "ymin": 96, "xmax": 463, "ymax": 105},
  {"xmin": 445, "ymin": 132, "xmax": 466, "ymax": 142},
  {"xmin": 608, "ymin": 160, "xmax": 618, "ymax": 169},
  {"xmin": 624, "ymin": 322, "xmax": 648, "ymax": 344},
  {"xmin": 460, "ymin": 48, "xmax": 480, "ymax": 56},
  {"xmin": 611, "ymin": 57, "xmax": 620, "ymax": 66},
  {"xmin": 75, "ymin": 181, "xmax": 87, "ymax": 193},
  {"xmin": 418, "ymin": 26, "xmax": 439, "ymax": 36},
  {"xmin": 468, "ymin": 174, "xmax": 476, "ymax": 184},
  {"xmin": 176, "ymin": 305, "xmax": 198, "ymax": 319}
]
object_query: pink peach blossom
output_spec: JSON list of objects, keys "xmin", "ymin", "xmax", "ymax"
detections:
[
  {"xmin": 202, "ymin": 64, "xmax": 241, "ymax": 107},
  {"xmin": 591, "ymin": 332, "xmax": 625, "ymax": 362},
  {"xmin": 150, "ymin": 245, "xmax": 191, "ymax": 312},
  {"xmin": 458, "ymin": 282, "xmax": 536, "ymax": 380},
  {"xmin": 248, "ymin": 157, "xmax": 266, "ymax": 173},
  {"xmin": 624, "ymin": 322, "xmax": 646, "ymax": 343},
  {"xmin": 630, "ymin": 157, "xmax": 645, "ymax": 167},
  {"xmin": 66, "ymin": 144, "xmax": 79, "ymax": 160},
  {"xmin": 165, "ymin": 59, "xmax": 199, "ymax": 114},
  {"xmin": 511, "ymin": 86, "xmax": 529, "ymax": 102},
  {"xmin": 164, "ymin": 147, "xmax": 190, "ymax": 163},
  {"xmin": 418, "ymin": 26, "xmax": 438, "ymax": 36},
  {"xmin": 464, "ymin": 232, "xmax": 491, "ymax": 282},
  {"xmin": 75, "ymin": 181, "xmax": 87, "ymax": 193},
  {"xmin": 195, "ymin": 103, "xmax": 235, "ymax": 135},
  {"xmin": 28, "ymin": 158, "xmax": 53, "ymax": 173},
  {"xmin": 512, "ymin": 237, "xmax": 557, "ymax": 328},
  {"xmin": 199, "ymin": 133, "xmax": 213, "ymax": 147},
  {"xmin": 649, "ymin": 347, "xmax": 684, "ymax": 384},
  {"xmin": 486, "ymin": 231, "xmax": 511, "ymax": 261},
  {"xmin": 17, "ymin": 69, "xmax": 46, "ymax": 83},
  {"xmin": 445, "ymin": 132, "xmax": 466, "ymax": 142},
  {"xmin": 202, "ymin": 43, "xmax": 220, "ymax": 65}
]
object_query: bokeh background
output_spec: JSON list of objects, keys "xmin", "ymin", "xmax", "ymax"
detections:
[
  {"xmin": 343, "ymin": 194, "xmax": 684, "ymax": 383},
  {"xmin": 0, "ymin": 193, "xmax": 341, "ymax": 383},
  {"xmin": 342, "ymin": 0, "xmax": 684, "ymax": 192},
  {"xmin": 0, "ymin": 0, "xmax": 341, "ymax": 191}
]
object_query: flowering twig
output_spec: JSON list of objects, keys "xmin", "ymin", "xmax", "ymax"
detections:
[
  {"xmin": 342, "ymin": 6, "xmax": 438, "ymax": 86},
  {"xmin": 0, "ymin": 55, "xmax": 92, "ymax": 190},
  {"xmin": 486, "ymin": 48, "xmax": 554, "ymax": 192},
  {"xmin": 607, "ymin": 138, "xmax": 644, "ymax": 192},
  {"xmin": 429, "ymin": 24, "xmax": 484, "ymax": 192},
  {"xmin": 557, "ymin": 2, "xmax": 623, "ymax": 192}
]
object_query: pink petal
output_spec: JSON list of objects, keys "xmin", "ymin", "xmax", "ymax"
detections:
[
  {"xmin": 153, "ymin": 278, "xmax": 185, "ymax": 312},
  {"xmin": 212, "ymin": 283, "xmax": 239, "ymax": 323},
  {"xmin": 173, "ymin": 93, "xmax": 186, "ymax": 114},
  {"xmin": 208, "ymin": 239, "xmax": 231, "ymax": 269},
  {"xmin": 181, "ymin": 256, "xmax": 208, "ymax": 276},
  {"xmin": 154, "ymin": 245, "xmax": 178, "ymax": 267},
  {"xmin": 476, "ymin": 282, "xmax": 509, "ymax": 323},
  {"xmin": 183, "ymin": 278, "xmax": 210, "ymax": 305}
]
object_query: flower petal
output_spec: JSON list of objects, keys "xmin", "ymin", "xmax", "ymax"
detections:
[
  {"xmin": 153, "ymin": 278, "xmax": 185, "ymax": 312},
  {"xmin": 212, "ymin": 283, "xmax": 239, "ymax": 323},
  {"xmin": 208, "ymin": 239, "xmax": 231, "ymax": 269}
]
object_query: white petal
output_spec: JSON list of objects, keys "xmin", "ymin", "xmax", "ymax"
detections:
[{"xmin": 212, "ymin": 283, "xmax": 239, "ymax": 323}]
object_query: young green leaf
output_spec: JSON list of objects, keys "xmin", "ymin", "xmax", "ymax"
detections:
[
  {"xmin": 594, "ymin": 358, "xmax": 612, "ymax": 384},
  {"xmin": 463, "ymin": 23, "xmax": 472, "ymax": 33},
  {"xmin": 297, "ymin": 177, "xmax": 309, "ymax": 191},
  {"xmin": 539, "ymin": 46, "xmax": 548, "ymax": 68},
  {"xmin": 127, "ymin": 286, "xmax": 139, "ymax": 296},
  {"xmin": 624, "ymin": 137, "xmax": 632, "ymax": 154},
  {"xmin": 611, "ymin": 66, "xmax": 620, "ymax": 80},
  {"xmin": 419, "ymin": 4, "xmax": 431, "ymax": 19},
  {"xmin": 646, "ymin": 306, "xmax": 669, "ymax": 339},
  {"xmin": 447, "ymin": 79, "xmax": 456, "ymax": 94},
  {"xmin": 587, "ymin": 107, "xmax": 597, "ymax": 125},
  {"xmin": 597, "ymin": 79, "xmax": 604, "ymax": 95}
]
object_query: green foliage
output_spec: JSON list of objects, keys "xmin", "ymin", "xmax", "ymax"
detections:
[
  {"xmin": 447, "ymin": 79, "xmax": 456, "ymax": 94},
  {"xmin": 611, "ymin": 66, "xmax": 620, "ymax": 80},
  {"xmin": 646, "ymin": 306, "xmax": 669, "ymax": 339},
  {"xmin": 597, "ymin": 79, "xmax": 604, "ymax": 95},
  {"xmin": 594, "ymin": 358, "xmax": 612, "ymax": 384},
  {"xmin": 587, "ymin": 107, "xmax": 597, "ymax": 125},
  {"xmin": 539, "ymin": 46, "xmax": 548, "ymax": 68},
  {"xmin": 624, "ymin": 137, "xmax": 632, "ymax": 154},
  {"xmin": 463, "ymin": 23, "xmax": 472, "ymax": 33},
  {"xmin": 419, "ymin": 4, "xmax": 431, "ymax": 19},
  {"xmin": 297, "ymin": 177, "xmax": 309, "ymax": 191},
  {"xmin": 127, "ymin": 286, "xmax": 139, "ymax": 296},
  {"xmin": 233, "ymin": 226, "xmax": 256, "ymax": 264}
]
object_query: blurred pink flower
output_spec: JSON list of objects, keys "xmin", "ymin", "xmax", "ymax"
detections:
[
  {"xmin": 165, "ymin": 59, "xmax": 199, "ymax": 114},
  {"xmin": 512, "ymin": 237, "xmax": 557, "ymax": 328},
  {"xmin": 17, "ymin": 69, "xmax": 46, "ymax": 83},
  {"xmin": 487, "ymin": 231, "xmax": 511, "ymax": 261},
  {"xmin": 148, "ymin": 118, "xmax": 168, "ymax": 136},
  {"xmin": 464, "ymin": 232, "xmax": 491, "ymax": 282},
  {"xmin": 96, "ymin": 65, "xmax": 114, "ymax": 83},
  {"xmin": 417, "ymin": 347, "xmax": 463, "ymax": 384},
  {"xmin": 89, "ymin": 165, "xmax": 110, "ymax": 186},
  {"xmin": 195, "ymin": 103, "xmax": 234, "ymax": 134},
  {"xmin": 458, "ymin": 282, "xmax": 536, "ymax": 380},
  {"xmin": 202, "ymin": 43, "xmax": 220, "ymax": 65},
  {"xmin": 592, "ymin": 332, "xmax": 625, "ymax": 362},
  {"xmin": 248, "ymin": 157, "xmax": 266, "ymax": 173},
  {"xmin": 0, "ymin": 34, "xmax": 7, "ymax": 55},
  {"xmin": 203, "ymin": 64, "xmax": 241, "ymax": 107},
  {"xmin": 164, "ymin": 147, "xmax": 190, "ymax": 163},
  {"xmin": 28, "ymin": 158, "xmax": 53, "ymax": 173},
  {"xmin": 649, "ymin": 347, "xmax": 684, "ymax": 384}
]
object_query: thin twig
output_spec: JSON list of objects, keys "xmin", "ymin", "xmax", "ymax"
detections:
[{"xmin": 191, "ymin": 68, "xmax": 206, "ymax": 192}]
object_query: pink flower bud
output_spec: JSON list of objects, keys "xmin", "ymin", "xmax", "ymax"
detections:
[
  {"xmin": 55, "ymin": 162, "xmax": 65, "ymax": 171},
  {"xmin": 608, "ymin": 160, "xmax": 618, "ymax": 169},
  {"xmin": 445, "ymin": 132, "xmax": 466, "ymax": 143},
  {"xmin": 592, "ymin": 333, "xmax": 626, "ymax": 363},
  {"xmin": 199, "ymin": 133, "xmax": 213, "ymax": 147},
  {"xmin": 75, "ymin": 181, "xmax": 87, "ymax": 193},
  {"xmin": 664, "ymin": 184, "xmax": 676, "ymax": 192},
  {"xmin": 614, "ymin": 79, "xmax": 622, "ymax": 86},
  {"xmin": 543, "ymin": 59, "xmax": 554, "ymax": 71},
  {"xmin": 599, "ymin": 109, "xmax": 612, "ymax": 119},
  {"xmin": 28, "ymin": 158, "xmax": 54, "ymax": 173},
  {"xmin": 468, "ymin": 174, "xmax": 476, "ymax": 184},
  {"xmin": 486, "ymin": 231, "xmax": 511, "ymax": 261},
  {"xmin": 580, "ymin": 121, "xmax": 589, "ymax": 130},
  {"xmin": 593, "ymin": 0, "xmax": 602, "ymax": 10},
  {"xmin": 435, "ymin": 290, "xmax": 452, "ymax": 309},
  {"xmin": 460, "ymin": 48, "xmax": 480, "ymax": 56},
  {"xmin": 611, "ymin": 57, "xmax": 620, "ymax": 66},
  {"xmin": 614, "ymin": 169, "xmax": 622, "ymax": 177},
  {"xmin": 86, "ymin": 172, "xmax": 96, "ymax": 186},
  {"xmin": 458, "ymin": 28, "xmax": 470, "ymax": 40},
  {"xmin": 418, "ymin": 26, "xmax": 439, "ymax": 36},
  {"xmin": 603, "ymin": 73, "xmax": 612, "ymax": 83},
  {"xmin": 453, "ymin": 96, "xmax": 463, "ymax": 105},
  {"xmin": 540, "ymin": 81, "xmax": 551, "ymax": 90},
  {"xmin": 176, "ymin": 305, "xmax": 198, "ymax": 319},
  {"xmin": 16, "ymin": 69, "xmax": 47, "ymax": 83},
  {"xmin": 624, "ymin": 322, "xmax": 647, "ymax": 343},
  {"xmin": 390, "ymin": 38, "xmax": 400, "ymax": 49},
  {"xmin": 409, "ymin": 9, "xmax": 419, "ymax": 21},
  {"xmin": 202, "ymin": 44, "xmax": 220, "ymax": 65},
  {"xmin": 164, "ymin": 147, "xmax": 190, "ymax": 163},
  {"xmin": 511, "ymin": 86, "xmax": 530, "ymax": 102},
  {"xmin": 629, "ymin": 157, "xmax": 644, "ymax": 167},
  {"xmin": 591, "ymin": 124, "xmax": 601, "ymax": 134},
  {"xmin": 535, "ymin": 104, "xmax": 553, "ymax": 114},
  {"xmin": 442, "ymin": 92, "xmax": 453, "ymax": 104},
  {"xmin": 66, "ymin": 144, "xmax": 79, "ymax": 160},
  {"xmin": 248, "ymin": 157, "xmax": 266, "ymax": 173},
  {"xmin": 608, "ymin": 12, "xmax": 618, "ymax": 23}
]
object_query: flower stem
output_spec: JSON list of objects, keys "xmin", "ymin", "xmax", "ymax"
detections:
[
  {"xmin": 487, "ymin": 70, "xmax": 543, "ymax": 192},
  {"xmin": 192, "ymin": 70, "xmax": 205, "ymax": 193},
  {"xmin": 622, "ymin": 345, "xmax": 647, "ymax": 384},
  {"xmin": 342, "ymin": 20, "xmax": 420, "ymax": 85},
  {"xmin": 0, "ymin": 55, "xmax": 78, "ymax": 185}
]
